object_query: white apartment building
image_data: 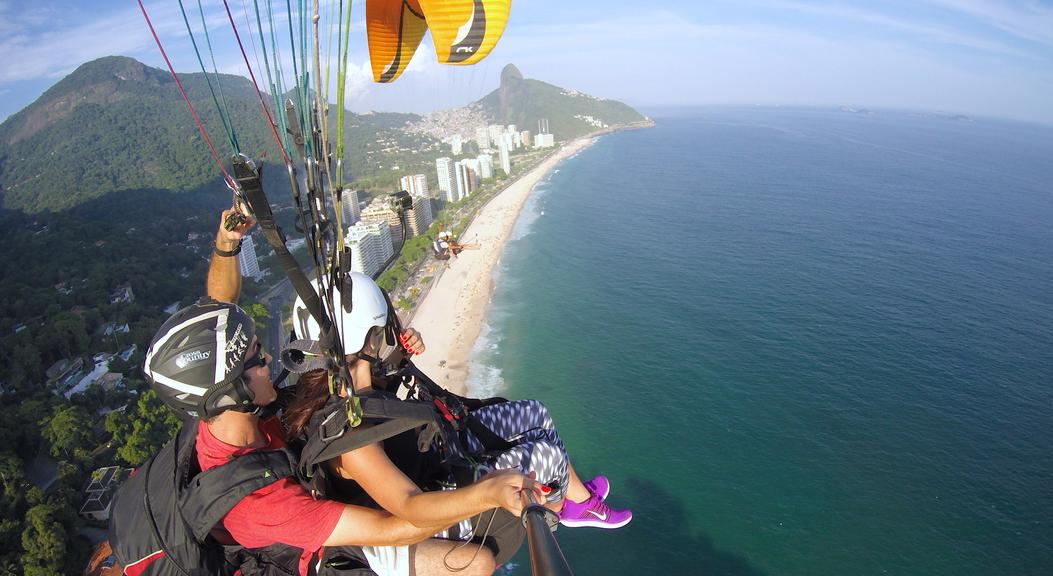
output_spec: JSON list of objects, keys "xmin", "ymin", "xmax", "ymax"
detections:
[
  {"xmin": 477, "ymin": 154, "xmax": 494, "ymax": 179},
  {"xmin": 498, "ymin": 142, "xmax": 511, "ymax": 175},
  {"xmin": 474, "ymin": 127, "xmax": 490, "ymax": 150},
  {"xmin": 238, "ymin": 235, "xmax": 263, "ymax": 279},
  {"xmin": 534, "ymin": 133, "xmax": 555, "ymax": 148},
  {"xmin": 360, "ymin": 198, "xmax": 404, "ymax": 243},
  {"xmin": 339, "ymin": 188, "xmax": 360, "ymax": 225},
  {"xmin": 400, "ymin": 174, "xmax": 429, "ymax": 197},
  {"xmin": 487, "ymin": 125, "xmax": 504, "ymax": 148},
  {"xmin": 346, "ymin": 219, "xmax": 393, "ymax": 278},
  {"xmin": 436, "ymin": 157, "xmax": 454, "ymax": 196},
  {"xmin": 454, "ymin": 160, "xmax": 477, "ymax": 199},
  {"xmin": 453, "ymin": 161, "xmax": 466, "ymax": 200}
]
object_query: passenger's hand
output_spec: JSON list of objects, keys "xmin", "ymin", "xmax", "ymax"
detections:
[
  {"xmin": 216, "ymin": 207, "xmax": 256, "ymax": 250},
  {"xmin": 480, "ymin": 470, "xmax": 547, "ymax": 516},
  {"xmin": 399, "ymin": 328, "xmax": 425, "ymax": 356}
]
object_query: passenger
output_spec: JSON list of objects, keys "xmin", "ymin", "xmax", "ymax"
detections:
[
  {"xmin": 140, "ymin": 210, "xmax": 541, "ymax": 576},
  {"xmin": 283, "ymin": 273, "xmax": 633, "ymax": 576}
]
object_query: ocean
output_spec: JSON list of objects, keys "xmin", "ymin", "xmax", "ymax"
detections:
[{"xmin": 465, "ymin": 108, "xmax": 1053, "ymax": 575}]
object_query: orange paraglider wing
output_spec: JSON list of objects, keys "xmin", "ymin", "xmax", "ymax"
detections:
[
  {"xmin": 419, "ymin": 0, "xmax": 511, "ymax": 64},
  {"xmin": 367, "ymin": 0, "xmax": 512, "ymax": 83},
  {"xmin": 367, "ymin": 0, "xmax": 429, "ymax": 83}
]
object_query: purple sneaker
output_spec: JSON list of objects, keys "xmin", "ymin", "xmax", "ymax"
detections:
[
  {"xmin": 559, "ymin": 493, "xmax": 632, "ymax": 529},
  {"xmin": 584, "ymin": 476, "xmax": 610, "ymax": 500}
]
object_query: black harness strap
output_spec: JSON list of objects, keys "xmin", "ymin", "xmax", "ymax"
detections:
[
  {"xmin": 232, "ymin": 154, "xmax": 329, "ymax": 333},
  {"xmin": 400, "ymin": 362, "xmax": 513, "ymax": 452},
  {"xmin": 180, "ymin": 448, "xmax": 298, "ymax": 542},
  {"xmin": 299, "ymin": 395, "xmax": 439, "ymax": 480}
]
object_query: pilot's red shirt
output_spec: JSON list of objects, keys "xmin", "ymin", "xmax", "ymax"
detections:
[{"xmin": 196, "ymin": 418, "xmax": 344, "ymax": 576}]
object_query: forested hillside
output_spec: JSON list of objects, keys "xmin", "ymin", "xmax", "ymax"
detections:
[{"xmin": 0, "ymin": 56, "xmax": 438, "ymax": 212}]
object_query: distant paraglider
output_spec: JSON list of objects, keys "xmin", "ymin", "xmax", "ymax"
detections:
[{"xmin": 431, "ymin": 230, "xmax": 480, "ymax": 260}]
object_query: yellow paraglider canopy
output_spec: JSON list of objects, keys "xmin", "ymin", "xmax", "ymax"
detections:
[{"xmin": 367, "ymin": 0, "xmax": 511, "ymax": 83}]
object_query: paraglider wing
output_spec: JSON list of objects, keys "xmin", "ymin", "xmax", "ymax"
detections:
[
  {"xmin": 418, "ymin": 0, "xmax": 510, "ymax": 64},
  {"xmin": 367, "ymin": 0, "xmax": 429, "ymax": 83}
]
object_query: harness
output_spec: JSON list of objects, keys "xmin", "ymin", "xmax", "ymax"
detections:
[
  {"xmin": 110, "ymin": 421, "xmax": 300, "ymax": 576},
  {"xmin": 296, "ymin": 359, "xmax": 513, "ymax": 498}
]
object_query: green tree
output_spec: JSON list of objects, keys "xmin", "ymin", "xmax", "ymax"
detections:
[
  {"xmin": 246, "ymin": 302, "xmax": 270, "ymax": 330},
  {"xmin": 116, "ymin": 389, "xmax": 180, "ymax": 466},
  {"xmin": 0, "ymin": 451, "xmax": 26, "ymax": 506},
  {"xmin": 104, "ymin": 408, "xmax": 132, "ymax": 463},
  {"xmin": 0, "ymin": 452, "xmax": 26, "ymax": 567},
  {"xmin": 41, "ymin": 405, "xmax": 95, "ymax": 461},
  {"xmin": 46, "ymin": 312, "xmax": 90, "ymax": 359},
  {"xmin": 21, "ymin": 501, "xmax": 66, "ymax": 576}
]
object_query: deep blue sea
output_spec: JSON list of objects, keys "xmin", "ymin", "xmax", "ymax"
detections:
[{"xmin": 466, "ymin": 108, "xmax": 1053, "ymax": 575}]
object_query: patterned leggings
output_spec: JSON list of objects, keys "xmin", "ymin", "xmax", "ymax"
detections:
[{"xmin": 450, "ymin": 399, "xmax": 570, "ymax": 501}]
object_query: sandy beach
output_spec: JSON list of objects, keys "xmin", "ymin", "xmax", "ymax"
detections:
[{"xmin": 408, "ymin": 137, "xmax": 595, "ymax": 395}]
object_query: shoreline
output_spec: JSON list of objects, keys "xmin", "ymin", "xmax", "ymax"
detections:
[{"xmin": 407, "ymin": 134, "xmax": 605, "ymax": 395}]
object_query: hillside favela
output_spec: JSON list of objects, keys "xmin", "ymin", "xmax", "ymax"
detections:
[{"xmin": 1, "ymin": 2, "xmax": 1052, "ymax": 576}]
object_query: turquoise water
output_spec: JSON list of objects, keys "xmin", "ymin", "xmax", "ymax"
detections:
[{"xmin": 467, "ymin": 108, "xmax": 1053, "ymax": 575}]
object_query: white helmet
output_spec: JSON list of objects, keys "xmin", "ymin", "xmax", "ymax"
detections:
[{"xmin": 291, "ymin": 272, "xmax": 390, "ymax": 356}]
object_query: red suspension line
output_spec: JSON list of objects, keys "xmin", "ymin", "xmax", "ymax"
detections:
[
  {"xmin": 136, "ymin": 0, "xmax": 236, "ymax": 190},
  {"xmin": 221, "ymin": 0, "xmax": 292, "ymax": 166}
]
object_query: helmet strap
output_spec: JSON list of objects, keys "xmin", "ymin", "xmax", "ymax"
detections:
[{"xmin": 199, "ymin": 376, "xmax": 256, "ymax": 418}]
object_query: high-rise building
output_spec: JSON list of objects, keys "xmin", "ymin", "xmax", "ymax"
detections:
[
  {"xmin": 487, "ymin": 125, "xmax": 503, "ymax": 148},
  {"xmin": 520, "ymin": 131, "xmax": 531, "ymax": 147},
  {"xmin": 444, "ymin": 182, "xmax": 460, "ymax": 203},
  {"xmin": 463, "ymin": 159, "xmax": 482, "ymax": 190},
  {"xmin": 339, "ymin": 189, "xmax": 360, "ymax": 225},
  {"xmin": 406, "ymin": 194, "xmax": 434, "ymax": 237},
  {"xmin": 498, "ymin": 142, "xmax": 511, "ymax": 175},
  {"xmin": 436, "ymin": 157, "xmax": 454, "ymax": 196},
  {"xmin": 474, "ymin": 127, "xmax": 490, "ymax": 150},
  {"xmin": 453, "ymin": 161, "xmax": 466, "ymax": 200},
  {"xmin": 538, "ymin": 118, "xmax": 550, "ymax": 134},
  {"xmin": 239, "ymin": 235, "xmax": 262, "ymax": 279},
  {"xmin": 454, "ymin": 161, "xmax": 477, "ymax": 199},
  {"xmin": 346, "ymin": 220, "xmax": 393, "ymax": 278},
  {"xmin": 360, "ymin": 198, "xmax": 404, "ymax": 244},
  {"xmin": 533, "ymin": 133, "xmax": 555, "ymax": 148},
  {"xmin": 450, "ymin": 134, "xmax": 463, "ymax": 156},
  {"xmin": 476, "ymin": 154, "xmax": 493, "ymax": 179},
  {"xmin": 400, "ymin": 174, "xmax": 429, "ymax": 197}
]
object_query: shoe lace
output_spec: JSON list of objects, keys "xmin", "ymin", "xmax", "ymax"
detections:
[{"xmin": 588, "ymin": 497, "xmax": 611, "ymax": 516}]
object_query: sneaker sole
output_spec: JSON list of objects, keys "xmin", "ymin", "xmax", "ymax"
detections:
[{"xmin": 559, "ymin": 515, "xmax": 632, "ymax": 529}]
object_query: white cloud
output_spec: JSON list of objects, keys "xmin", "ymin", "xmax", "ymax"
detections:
[
  {"xmin": 745, "ymin": 0, "xmax": 1038, "ymax": 60},
  {"xmin": 925, "ymin": 0, "xmax": 1053, "ymax": 47},
  {"xmin": 0, "ymin": 2, "xmax": 201, "ymax": 83}
]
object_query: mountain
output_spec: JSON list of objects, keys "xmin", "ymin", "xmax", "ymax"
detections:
[
  {"xmin": 0, "ymin": 57, "xmax": 430, "ymax": 213},
  {"xmin": 475, "ymin": 64, "xmax": 647, "ymax": 140},
  {"xmin": 0, "ymin": 58, "xmax": 646, "ymax": 213}
]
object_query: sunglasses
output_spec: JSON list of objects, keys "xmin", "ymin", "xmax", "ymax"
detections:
[{"xmin": 242, "ymin": 341, "xmax": 269, "ymax": 371}]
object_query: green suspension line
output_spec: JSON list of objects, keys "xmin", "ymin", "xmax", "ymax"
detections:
[
  {"xmin": 176, "ymin": 0, "xmax": 240, "ymax": 154},
  {"xmin": 196, "ymin": 0, "xmax": 240, "ymax": 153},
  {"xmin": 334, "ymin": 0, "xmax": 352, "ymax": 188},
  {"xmin": 252, "ymin": 0, "xmax": 290, "ymax": 154}
]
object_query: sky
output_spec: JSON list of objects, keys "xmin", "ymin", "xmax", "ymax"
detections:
[{"xmin": 0, "ymin": 0, "xmax": 1051, "ymax": 124}]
